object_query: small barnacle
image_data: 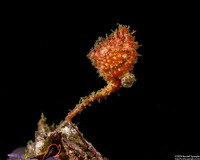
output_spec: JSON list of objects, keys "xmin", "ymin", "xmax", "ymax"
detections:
[{"xmin": 121, "ymin": 73, "xmax": 136, "ymax": 88}]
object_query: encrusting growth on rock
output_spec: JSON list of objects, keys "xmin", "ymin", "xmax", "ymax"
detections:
[
  {"xmin": 66, "ymin": 24, "xmax": 141, "ymax": 122},
  {"xmin": 21, "ymin": 114, "xmax": 106, "ymax": 160}
]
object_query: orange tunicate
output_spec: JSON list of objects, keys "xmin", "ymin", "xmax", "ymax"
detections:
[
  {"xmin": 88, "ymin": 24, "xmax": 140, "ymax": 85},
  {"xmin": 66, "ymin": 24, "xmax": 141, "ymax": 122}
]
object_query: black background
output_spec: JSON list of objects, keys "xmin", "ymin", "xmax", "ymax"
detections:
[{"xmin": 1, "ymin": 1, "xmax": 199, "ymax": 160}]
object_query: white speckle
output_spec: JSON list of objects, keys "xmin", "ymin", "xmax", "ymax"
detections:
[
  {"xmin": 35, "ymin": 141, "xmax": 44, "ymax": 154},
  {"xmin": 118, "ymin": 54, "xmax": 121, "ymax": 58},
  {"xmin": 61, "ymin": 126, "xmax": 71, "ymax": 135},
  {"xmin": 122, "ymin": 54, "xmax": 127, "ymax": 58},
  {"xmin": 35, "ymin": 141, "xmax": 44, "ymax": 149}
]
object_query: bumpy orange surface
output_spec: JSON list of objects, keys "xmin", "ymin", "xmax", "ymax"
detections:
[{"xmin": 88, "ymin": 24, "xmax": 140, "ymax": 84}]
